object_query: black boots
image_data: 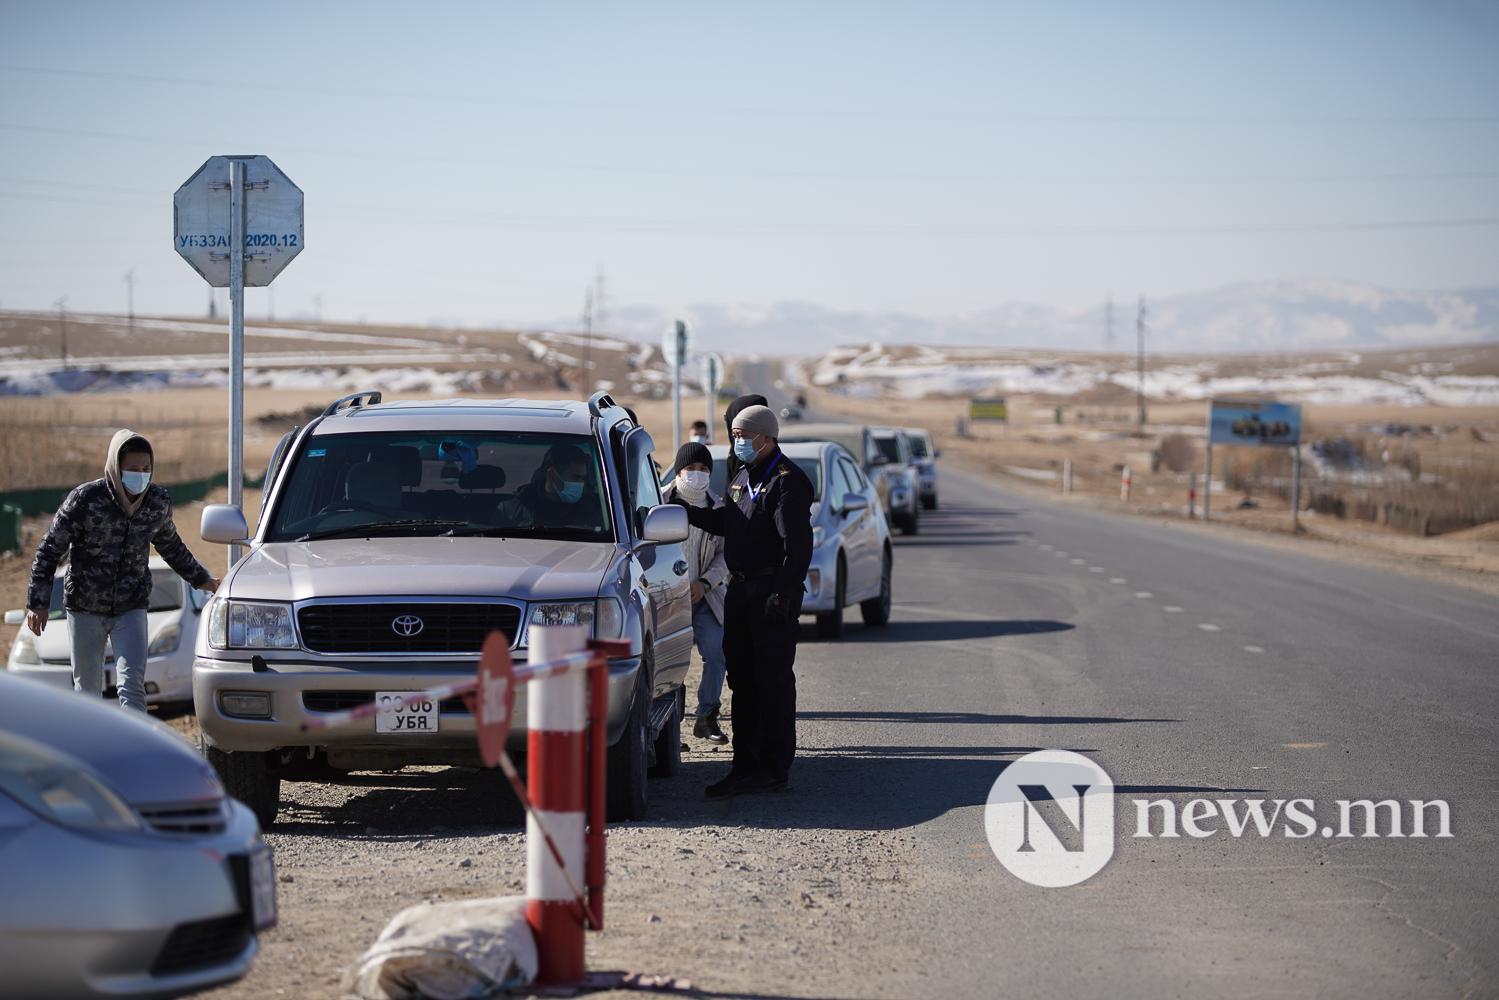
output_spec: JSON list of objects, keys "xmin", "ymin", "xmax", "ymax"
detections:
[{"xmin": 693, "ymin": 708, "xmax": 729, "ymax": 744}]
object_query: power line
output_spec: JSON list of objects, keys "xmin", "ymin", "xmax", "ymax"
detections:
[
  {"xmin": 2, "ymin": 187, "xmax": 1497, "ymax": 239},
  {"xmin": 3, "ymin": 64, "xmax": 1495, "ymax": 126},
  {"xmin": 3, "ymin": 124, "xmax": 1497, "ymax": 187}
]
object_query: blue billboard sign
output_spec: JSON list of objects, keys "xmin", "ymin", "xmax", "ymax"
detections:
[{"xmin": 1208, "ymin": 399, "xmax": 1302, "ymax": 448}]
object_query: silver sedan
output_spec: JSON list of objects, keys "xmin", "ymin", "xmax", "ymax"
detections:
[{"xmin": 0, "ymin": 672, "xmax": 273, "ymax": 998}]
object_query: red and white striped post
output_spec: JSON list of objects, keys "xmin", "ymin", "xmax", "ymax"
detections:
[
  {"xmin": 1120, "ymin": 464, "xmax": 1132, "ymax": 501},
  {"xmin": 526, "ymin": 624, "xmax": 589, "ymax": 984}
]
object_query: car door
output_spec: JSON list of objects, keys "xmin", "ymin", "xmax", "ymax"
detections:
[
  {"xmin": 835, "ymin": 454, "xmax": 881, "ymax": 596},
  {"xmin": 624, "ymin": 429, "xmax": 692, "ymax": 695}
]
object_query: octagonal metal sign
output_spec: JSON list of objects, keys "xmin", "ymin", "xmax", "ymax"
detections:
[{"xmin": 173, "ymin": 155, "xmax": 303, "ymax": 287}]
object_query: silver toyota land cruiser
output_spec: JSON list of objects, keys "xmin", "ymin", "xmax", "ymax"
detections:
[{"xmin": 195, "ymin": 391, "xmax": 692, "ymax": 825}]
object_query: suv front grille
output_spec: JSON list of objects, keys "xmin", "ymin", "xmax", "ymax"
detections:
[
  {"xmin": 297, "ymin": 603, "xmax": 521, "ymax": 654},
  {"xmin": 150, "ymin": 913, "xmax": 251, "ymax": 975},
  {"xmin": 137, "ymin": 799, "xmax": 228, "ymax": 835}
]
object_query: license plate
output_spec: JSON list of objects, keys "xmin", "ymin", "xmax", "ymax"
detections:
[
  {"xmin": 375, "ymin": 691, "xmax": 440, "ymax": 734},
  {"xmin": 248, "ymin": 845, "xmax": 277, "ymax": 930}
]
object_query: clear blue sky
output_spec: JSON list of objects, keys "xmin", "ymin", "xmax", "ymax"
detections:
[{"xmin": 1, "ymin": 0, "xmax": 1495, "ymax": 328}]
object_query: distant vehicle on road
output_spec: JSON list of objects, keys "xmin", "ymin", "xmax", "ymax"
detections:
[
  {"xmin": 663, "ymin": 442, "xmax": 893, "ymax": 638},
  {"xmin": 779, "ymin": 405, "xmax": 803, "ymax": 422},
  {"xmin": 868, "ymin": 427, "xmax": 922, "ymax": 535},
  {"xmin": 0, "ymin": 671, "xmax": 273, "ymax": 998},
  {"xmin": 193, "ymin": 390, "xmax": 692, "ymax": 827},
  {"xmin": 5, "ymin": 558, "xmax": 211, "ymax": 704},
  {"xmin": 779, "ymin": 423, "xmax": 920, "ymax": 535},
  {"xmin": 904, "ymin": 427, "xmax": 940, "ymax": 510}
]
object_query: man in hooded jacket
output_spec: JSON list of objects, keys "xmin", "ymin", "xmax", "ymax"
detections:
[{"xmin": 26, "ymin": 430, "xmax": 219, "ymax": 710}]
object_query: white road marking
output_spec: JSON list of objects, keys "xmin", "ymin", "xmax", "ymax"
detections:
[
  {"xmin": 1056, "ymin": 552, "xmax": 1069, "ymax": 557},
  {"xmin": 1110, "ymin": 578, "xmax": 1127, "ymax": 584},
  {"xmin": 1243, "ymin": 645, "xmax": 1264, "ymax": 654},
  {"xmin": 1089, "ymin": 567, "xmax": 1105, "ymax": 572},
  {"xmin": 1163, "ymin": 606, "xmax": 1184, "ymax": 613},
  {"xmin": 1071, "ymin": 558, "xmax": 1086, "ymax": 565},
  {"xmin": 1040, "ymin": 545, "xmax": 1053, "ymax": 550},
  {"xmin": 1198, "ymin": 623, "xmax": 1221, "ymax": 631},
  {"xmin": 1134, "ymin": 592, "xmax": 1153, "ymax": 598}
]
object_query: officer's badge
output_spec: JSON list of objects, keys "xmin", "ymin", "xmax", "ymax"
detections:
[{"xmin": 729, "ymin": 485, "xmax": 744, "ymax": 502}]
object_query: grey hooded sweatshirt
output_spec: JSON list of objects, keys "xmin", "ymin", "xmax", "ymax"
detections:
[{"xmin": 27, "ymin": 429, "xmax": 212, "ymax": 616}]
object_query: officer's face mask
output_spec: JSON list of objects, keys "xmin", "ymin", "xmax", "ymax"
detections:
[
  {"xmin": 733, "ymin": 436, "xmax": 760, "ymax": 464},
  {"xmin": 121, "ymin": 471, "xmax": 151, "ymax": 495}
]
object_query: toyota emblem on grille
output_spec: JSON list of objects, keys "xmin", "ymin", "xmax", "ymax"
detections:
[{"xmin": 392, "ymin": 615, "xmax": 425, "ymax": 637}]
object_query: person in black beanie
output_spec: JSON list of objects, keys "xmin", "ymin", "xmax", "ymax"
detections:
[
  {"xmin": 660, "ymin": 441, "xmax": 731, "ymax": 744},
  {"xmin": 722, "ymin": 393, "xmax": 767, "ymax": 484}
]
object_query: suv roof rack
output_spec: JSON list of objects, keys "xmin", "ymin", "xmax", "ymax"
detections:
[
  {"xmin": 587, "ymin": 390, "xmax": 623, "ymax": 419},
  {"xmin": 323, "ymin": 391, "xmax": 383, "ymax": 416}
]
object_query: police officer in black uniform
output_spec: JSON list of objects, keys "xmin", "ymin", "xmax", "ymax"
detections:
[{"xmin": 675, "ymin": 404, "xmax": 814, "ymax": 798}]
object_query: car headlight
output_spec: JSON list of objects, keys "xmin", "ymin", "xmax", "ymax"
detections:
[
  {"xmin": 811, "ymin": 525, "xmax": 826, "ymax": 548},
  {"xmin": 0, "ymin": 730, "xmax": 140, "ymax": 831},
  {"xmin": 208, "ymin": 600, "xmax": 297, "ymax": 649},
  {"xmin": 10, "ymin": 631, "xmax": 41, "ymax": 666},
  {"xmin": 147, "ymin": 623, "xmax": 182, "ymax": 657},
  {"xmin": 527, "ymin": 601, "xmax": 596, "ymax": 635}
]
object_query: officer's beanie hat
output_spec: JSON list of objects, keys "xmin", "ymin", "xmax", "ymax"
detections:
[
  {"xmin": 732, "ymin": 404, "xmax": 779, "ymax": 440},
  {"xmin": 674, "ymin": 441, "xmax": 713, "ymax": 475}
]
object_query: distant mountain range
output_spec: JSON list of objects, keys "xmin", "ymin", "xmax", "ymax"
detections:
[{"xmin": 570, "ymin": 279, "xmax": 1499, "ymax": 356}]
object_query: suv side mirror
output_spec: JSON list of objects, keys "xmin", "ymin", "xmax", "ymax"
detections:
[
  {"xmin": 841, "ymin": 493, "xmax": 870, "ymax": 515},
  {"xmin": 869, "ymin": 454, "xmax": 890, "ymax": 466},
  {"xmin": 639, "ymin": 504, "xmax": 689, "ymax": 545},
  {"xmin": 3, "ymin": 610, "xmax": 24, "ymax": 626},
  {"xmin": 933, "ymin": 449, "xmax": 942, "ymax": 459},
  {"xmin": 201, "ymin": 504, "xmax": 250, "ymax": 545}
]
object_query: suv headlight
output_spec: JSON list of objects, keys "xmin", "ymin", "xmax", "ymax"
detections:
[
  {"xmin": 811, "ymin": 525, "xmax": 826, "ymax": 548},
  {"xmin": 147, "ymin": 623, "xmax": 182, "ymax": 657},
  {"xmin": 208, "ymin": 599, "xmax": 298, "ymax": 650},
  {"xmin": 0, "ymin": 730, "xmax": 140, "ymax": 831},
  {"xmin": 525, "ymin": 600, "xmax": 624, "ymax": 642}
]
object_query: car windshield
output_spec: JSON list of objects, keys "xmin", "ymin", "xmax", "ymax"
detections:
[
  {"xmin": 148, "ymin": 570, "xmax": 183, "ymax": 612},
  {"xmin": 266, "ymin": 431, "xmax": 613, "ymax": 542},
  {"xmin": 874, "ymin": 436, "xmax": 903, "ymax": 464},
  {"xmin": 908, "ymin": 435, "xmax": 929, "ymax": 459}
]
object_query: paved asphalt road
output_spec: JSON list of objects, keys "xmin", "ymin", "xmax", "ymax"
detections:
[{"xmin": 729, "ymin": 364, "xmax": 1499, "ymax": 998}]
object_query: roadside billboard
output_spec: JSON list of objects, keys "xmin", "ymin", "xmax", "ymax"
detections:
[
  {"xmin": 969, "ymin": 398, "xmax": 1007, "ymax": 422},
  {"xmin": 1208, "ymin": 399, "xmax": 1302, "ymax": 448}
]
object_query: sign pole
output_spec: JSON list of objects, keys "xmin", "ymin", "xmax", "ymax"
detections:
[
  {"xmin": 1203, "ymin": 444, "xmax": 1212, "ymax": 522},
  {"xmin": 1291, "ymin": 445, "xmax": 1302, "ymax": 531},
  {"xmin": 671, "ymin": 320, "xmax": 685, "ymax": 455},
  {"xmin": 228, "ymin": 160, "xmax": 246, "ymax": 566}
]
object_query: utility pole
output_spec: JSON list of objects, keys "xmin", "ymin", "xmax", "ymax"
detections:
[
  {"xmin": 1135, "ymin": 295, "xmax": 1148, "ymax": 433},
  {"xmin": 124, "ymin": 269, "xmax": 135, "ymax": 334},
  {"xmin": 1105, "ymin": 292, "xmax": 1114, "ymax": 352},
  {"xmin": 581, "ymin": 285, "xmax": 594, "ymax": 397},
  {"xmin": 54, "ymin": 296, "xmax": 68, "ymax": 370}
]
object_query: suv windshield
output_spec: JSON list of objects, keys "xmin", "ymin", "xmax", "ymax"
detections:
[
  {"xmin": 908, "ymin": 434, "xmax": 929, "ymax": 459},
  {"xmin": 266, "ymin": 431, "xmax": 614, "ymax": 542}
]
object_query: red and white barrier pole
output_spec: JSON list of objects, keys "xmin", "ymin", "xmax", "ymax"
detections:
[
  {"xmin": 1120, "ymin": 464, "xmax": 1132, "ymax": 501},
  {"xmin": 526, "ymin": 624, "xmax": 589, "ymax": 985}
]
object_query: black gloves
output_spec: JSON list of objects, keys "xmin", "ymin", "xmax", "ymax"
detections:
[{"xmin": 763, "ymin": 593, "xmax": 790, "ymax": 627}]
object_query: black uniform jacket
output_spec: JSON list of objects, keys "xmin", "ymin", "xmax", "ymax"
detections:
[{"xmin": 679, "ymin": 446, "xmax": 814, "ymax": 600}]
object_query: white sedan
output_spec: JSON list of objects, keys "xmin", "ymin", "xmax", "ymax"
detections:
[{"xmin": 5, "ymin": 558, "xmax": 210, "ymax": 703}]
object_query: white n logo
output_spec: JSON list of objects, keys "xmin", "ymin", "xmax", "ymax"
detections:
[{"xmin": 985, "ymin": 750, "xmax": 1114, "ymax": 887}]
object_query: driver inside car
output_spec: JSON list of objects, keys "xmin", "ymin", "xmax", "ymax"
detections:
[{"xmin": 493, "ymin": 443, "xmax": 601, "ymax": 529}]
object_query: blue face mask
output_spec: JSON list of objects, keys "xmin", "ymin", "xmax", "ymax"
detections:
[
  {"xmin": 121, "ymin": 471, "xmax": 151, "ymax": 495},
  {"xmin": 556, "ymin": 479, "xmax": 584, "ymax": 504},
  {"xmin": 733, "ymin": 438, "xmax": 759, "ymax": 463}
]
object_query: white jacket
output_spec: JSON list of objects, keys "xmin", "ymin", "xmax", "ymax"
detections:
[{"xmin": 662, "ymin": 482, "xmax": 729, "ymax": 625}]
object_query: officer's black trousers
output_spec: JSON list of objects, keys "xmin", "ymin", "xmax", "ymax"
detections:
[{"xmin": 721, "ymin": 577, "xmax": 800, "ymax": 782}]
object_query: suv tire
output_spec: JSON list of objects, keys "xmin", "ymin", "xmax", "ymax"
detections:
[
  {"xmin": 648, "ymin": 687, "xmax": 683, "ymax": 778},
  {"xmin": 815, "ymin": 558, "xmax": 846, "ymax": 639},
  {"xmin": 607, "ymin": 663, "xmax": 650, "ymax": 821},
  {"xmin": 861, "ymin": 549, "xmax": 892, "ymax": 626},
  {"xmin": 206, "ymin": 746, "xmax": 281, "ymax": 829},
  {"xmin": 902, "ymin": 506, "xmax": 920, "ymax": 535}
]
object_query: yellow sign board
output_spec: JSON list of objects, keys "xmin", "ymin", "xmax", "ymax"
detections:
[{"xmin": 969, "ymin": 398, "xmax": 1007, "ymax": 422}]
